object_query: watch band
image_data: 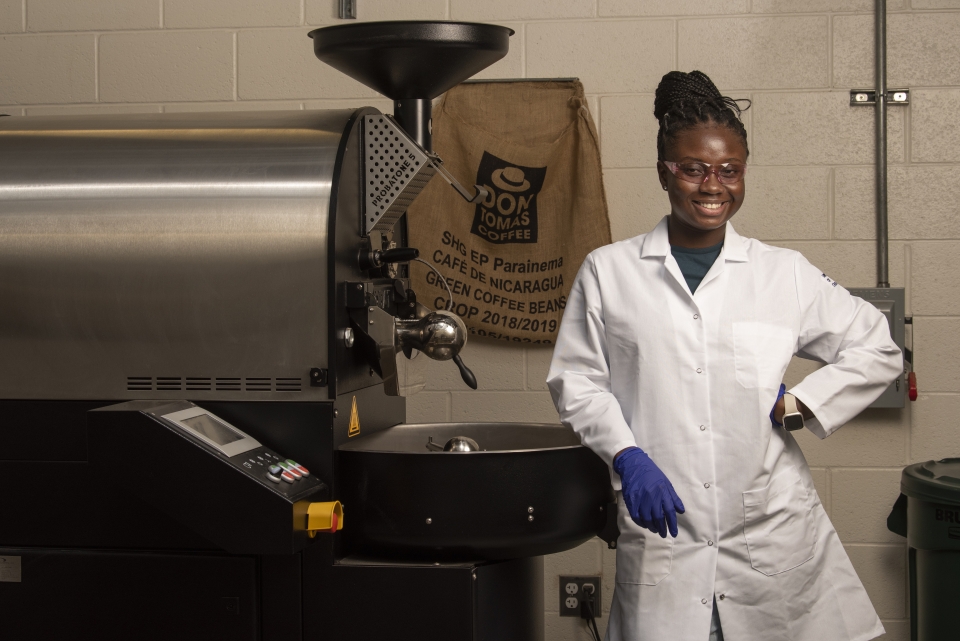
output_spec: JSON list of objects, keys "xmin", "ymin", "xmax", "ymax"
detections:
[
  {"xmin": 782, "ymin": 393, "xmax": 805, "ymax": 431},
  {"xmin": 784, "ymin": 393, "xmax": 799, "ymax": 416}
]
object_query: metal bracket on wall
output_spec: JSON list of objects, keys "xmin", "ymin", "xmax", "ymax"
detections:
[
  {"xmin": 338, "ymin": 0, "xmax": 357, "ymax": 19},
  {"xmin": 850, "ymin": 89, "xmax": 910, "ymax": 106}
]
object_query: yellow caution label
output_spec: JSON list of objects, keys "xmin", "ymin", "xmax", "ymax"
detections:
[{"xmin": 348, "ymin": 396, "xmax": 360, "ymax": 437}]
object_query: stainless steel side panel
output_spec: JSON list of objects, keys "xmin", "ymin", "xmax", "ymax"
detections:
[{"xmin": 0, "ymin": 110, "xmax": 353, "ymax": 401}]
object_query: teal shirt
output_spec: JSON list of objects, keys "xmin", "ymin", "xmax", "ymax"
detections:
[{"xmin": 671, "ymin": 240, "xmax": 724, "ymax": 294}]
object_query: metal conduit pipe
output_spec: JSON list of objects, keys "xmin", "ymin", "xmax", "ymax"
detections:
[{"xmin": 875, "ymin": 0, "xmax": 890, "ymax": 288}]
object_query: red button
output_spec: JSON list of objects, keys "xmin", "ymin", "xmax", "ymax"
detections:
[
  {"xmin": 296, "ymin": 465, "xmax": 310, "ymax": 477},
  {"xmin": 281, "ymin": 471, "xmax": 295, "ymax": 484},
  {"xmin": 279, "ymin": 462, "xmax": 302, "ymax": 479}
]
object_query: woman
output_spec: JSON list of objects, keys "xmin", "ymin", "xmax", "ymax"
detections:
[{"xmin": 547, "ymin": 71, "xmax": 901, "ymax": 641}]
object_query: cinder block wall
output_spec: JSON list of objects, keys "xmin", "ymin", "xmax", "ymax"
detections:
[{"xmin": 3, "ymin": 1, "xmax": 958, "ymax": 639}]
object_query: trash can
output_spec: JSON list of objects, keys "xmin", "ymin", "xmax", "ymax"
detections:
[{"xmin": 887, "ymin": 459, "xmax": 960, "ymax": 641}]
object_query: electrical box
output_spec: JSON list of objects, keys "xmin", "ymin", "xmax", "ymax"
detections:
[{"xmin": 848, "ymin": 288, "xmax": 908, "ymax": 409}]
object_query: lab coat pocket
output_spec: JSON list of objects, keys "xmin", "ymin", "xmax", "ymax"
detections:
[
  {"xmin": 742, "ymin": 467, "xmax": 818, "ymax": 576},
  {"xmin": 615, "ymin": 497, "xmax": 674, "ymax": 586},
  {"xmin": 733, "ymin": 322, "xmax": 795, "ymax": 390}
]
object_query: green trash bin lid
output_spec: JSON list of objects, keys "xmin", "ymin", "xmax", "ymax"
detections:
[{"xmin": 901, "ymin": 458, "xmax": 960, "ymax": 505}]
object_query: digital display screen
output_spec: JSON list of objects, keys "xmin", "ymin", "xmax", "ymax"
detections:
[{"xmin": 180, "ymin": 413, "xmax": 244, "ymax": 446}]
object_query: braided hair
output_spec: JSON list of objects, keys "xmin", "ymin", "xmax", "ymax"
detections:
[{"xmin": 654, "ymin": 70, "xmax": 750, "ymax": 160}]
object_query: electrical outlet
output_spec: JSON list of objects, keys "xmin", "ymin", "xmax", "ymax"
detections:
[{"xmin": 559, "ymin": 576, "xmax": 601, "ymax": 617}]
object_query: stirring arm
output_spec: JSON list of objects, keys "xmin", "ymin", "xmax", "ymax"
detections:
[{"xmin": 426, "ymin": 152, "xmax": 489, "ymax": 204}]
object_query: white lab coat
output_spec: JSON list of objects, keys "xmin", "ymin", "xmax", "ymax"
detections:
[{"xmin": 547, "ymin": 217, "xmax": 902, "ymax": 641}]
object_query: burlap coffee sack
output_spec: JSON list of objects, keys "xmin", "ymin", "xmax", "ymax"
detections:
[{"xmin": 407, "ymin": 80, "xmax": 611, "ymax": 344}]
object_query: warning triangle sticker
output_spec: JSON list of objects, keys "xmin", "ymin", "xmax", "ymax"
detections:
[{"xmin": 348, "ymin": 396, "xmax": 360, "ymax": 437}]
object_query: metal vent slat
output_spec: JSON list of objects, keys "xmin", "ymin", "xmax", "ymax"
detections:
[
  {"xmin": 156, "ymin": 376, "xmax": 183, "ymax": 391},
  {"xmin": 275, "ymin": 377, "xmax": 303, "ymax": 392},
  {"xmin": 216, "ymin": 377, "xmax": 241, "ymax": 391},
  {"xmin": 186, "ymin": 377, "xmax": 212, "ymax": 391},
  {"xmin": 126, "ymin": 376, "xmax": 303, "ymax": 394},
  {"xmin": 245, "ymin": 377, "xmax": 271, "ymax": 392},
  {"xmin": 127, "ymin": 376, "xmax": 153, "ymax": 391}
]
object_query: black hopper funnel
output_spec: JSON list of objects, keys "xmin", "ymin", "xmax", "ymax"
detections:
[{"xmin": 309, "ymin": 21, "xmax": 513, "ymax": 150}]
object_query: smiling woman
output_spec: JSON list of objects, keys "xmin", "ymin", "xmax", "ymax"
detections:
[
  {"xmin": 653, "ymin": 71, "xmax": 750, "ymax": 249},
  {"xmin": 547, "ymin": 69, "xmax": 903, "ymax": 641}
]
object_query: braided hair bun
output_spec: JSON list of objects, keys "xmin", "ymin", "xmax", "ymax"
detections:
[{"xmin": 654, "ymin": 70, "xmax": 750, "ymax": 160}]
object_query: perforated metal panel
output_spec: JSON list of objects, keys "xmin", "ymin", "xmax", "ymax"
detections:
[{"xmin": 363, "ymin": 114, "xmax": 436, "ymax": 235}]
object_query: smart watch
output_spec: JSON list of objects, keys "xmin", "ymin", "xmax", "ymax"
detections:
[{"xmin": 782, "ymin": 393, "xmax": 805, "ymax": 431}]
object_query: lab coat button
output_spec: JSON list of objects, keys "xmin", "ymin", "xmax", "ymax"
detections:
[
  {"xmin": 708, "ymin": 540, "xmax": 715, "ymax": 546},
  {"xmin": 693, "ymin": 314, "xmax": 699, "ymax": 319},
  {"xmin": 696, "ymin": 368, "xmax": 702, "ymax": 374},
  {"xmin": 719, "ymin": 594, "xmax": 726, "ymax": 600},
  {"xmin": 699, "ymin": 425, "xmax": 706, "ymax": 431},
  {"xmin": 701, "ymin": 598, "xmax": 708, "ymax": 605},
  {"xmin": 704, "ymin": 483, "xmax": 711, "ymax": 488}
]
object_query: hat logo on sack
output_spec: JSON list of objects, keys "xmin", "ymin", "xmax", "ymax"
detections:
[
  {"xmin": 491, "ymin": 167, "xmax": 531, "ymax": 192},
  {"xmin": 472, "ymin": 151, "xmax": 547, "ymax": 245}
]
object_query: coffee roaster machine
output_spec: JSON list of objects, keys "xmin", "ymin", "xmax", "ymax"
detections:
[{"xmin": 0, "ymin": 22, "xmax": 615, "ymax": 641}]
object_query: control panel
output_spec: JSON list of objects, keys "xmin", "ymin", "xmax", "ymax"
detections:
[
  {"xmin": 89, "ymin": 400, "xmax": 330, "ymax": 555},
  {"xmin": 237, "ymin": 448, "xmax": 321, "ymax": 496},
  {"xmin": 153, "ymin": 405, "xmax": 324, "ymax": 500}
]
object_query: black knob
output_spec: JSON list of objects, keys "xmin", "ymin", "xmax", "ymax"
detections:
[
  {"xmin": 453, "ymin": 354, "xmax": 477, "ymax": 390},
  {"xmin": 379, "ymin": 247, "xmax": 420, "ymax": 264}
]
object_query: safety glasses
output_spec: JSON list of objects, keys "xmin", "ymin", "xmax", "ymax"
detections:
[{"xmin": 661, "ymin": 160, "xmax": 747, "ymax": 185}]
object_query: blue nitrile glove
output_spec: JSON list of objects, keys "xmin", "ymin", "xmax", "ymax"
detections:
[
  {"xmin": 770, "ymin": 383, "xmax": 786, "ymax": 427},
  {"xmin": 613, "ymin": 447, "xmax": 685, "ymax": 538}
]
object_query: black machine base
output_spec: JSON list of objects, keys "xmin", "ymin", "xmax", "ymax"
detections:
[
  {"xmin": 0, "ymin": 547, "xmax": 260, "ymax": 641},
  {"xmin": 0, "ymin": 546, "xmax": 544, "ymax": 641},
  {"xmin": 311, "ymin": 554, "xmax": 544, "ymax": 641}
]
